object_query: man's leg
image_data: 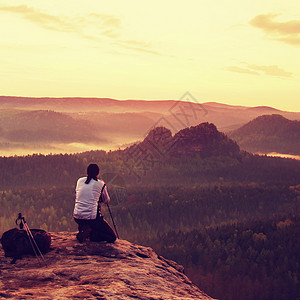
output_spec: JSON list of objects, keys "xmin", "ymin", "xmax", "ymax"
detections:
[
  {"xmin": 74, "ymin": 218, "xmax": 92, "ymax": 243},
  {"xmin": 90, "ymin": 216, "xmax": 117, "ymax": 243}
]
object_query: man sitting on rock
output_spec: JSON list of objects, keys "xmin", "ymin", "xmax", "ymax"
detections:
[{"xmin": 73, "ymin": 163, "xmax": 117, "ymax": 243}]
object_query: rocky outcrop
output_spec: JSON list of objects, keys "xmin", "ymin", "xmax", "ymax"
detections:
[
  {"xmin": 124, "ymin": 123, "xmax": 241, "ymax": 160},
  {"xmin": 0, "ymin": 232, "xmax": 214, "ymax": 300},
  {"xmin": 171, "ymin": 123, "xmax": 240, "ymax": 157}
]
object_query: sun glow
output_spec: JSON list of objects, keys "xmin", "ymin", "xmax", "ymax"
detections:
[{"xmin": 0, "ymin": 0, "xmax": 299, "ymax": 111}]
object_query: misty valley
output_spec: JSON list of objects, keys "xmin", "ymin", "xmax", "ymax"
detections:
[{"xmin": 1, "ymin": 96, "xmax": 300, "ymax": 157}]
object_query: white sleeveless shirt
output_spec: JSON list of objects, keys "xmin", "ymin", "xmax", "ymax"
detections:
[{"xmin": 73, "ymin": 177, "xmax": 109, "ymax": 220}]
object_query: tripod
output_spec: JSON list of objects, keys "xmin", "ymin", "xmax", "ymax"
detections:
[{"xmin": 15, "ymin": 213, "xmax": 47, "ymax": 266}]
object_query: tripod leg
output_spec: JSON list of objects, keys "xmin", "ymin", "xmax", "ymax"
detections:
[
  {"xmin": 22, "ymin": 221, "xmax": 39, "ymax": 258},
  {"xmin": 107, "ymin": 203, "xmax": 120, "ymax": 239},
  {"xmin": 25, "ymin": 223, "xmax": 47, "ymax": 266}
]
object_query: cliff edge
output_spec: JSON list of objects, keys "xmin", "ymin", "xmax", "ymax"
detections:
[{"xmin": 0, "ymin": 232, "xmax": 214, "ymax": 300}]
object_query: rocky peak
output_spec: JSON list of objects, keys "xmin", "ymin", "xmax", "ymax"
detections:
[
  {"xmin": 0, "ymin": 232, "xmax": 214, "ymax": 299},
  {"xmin": 144, "ymin": 127, "xmax": 173, "ymax": 144},
  {"xmin": 171, "ymin": 123, "xmax": 240, "ymax": 157},
  {"xmin": 125, "ymin": 122, "xmax": 241, "ymax": 159},
  {"xmin": 174, "ymin": 123, "xmax": 220, "ymax": 144}
]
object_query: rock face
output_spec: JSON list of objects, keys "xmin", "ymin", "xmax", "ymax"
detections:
[
  {"xmin": 171, "ymin": 123, "xmax": 240, "ymax": 157},
  {"xmin": 125, "ymin": 123, "xmax": 241, "ymax": 160},
  {"xmin": 0, "ymin": 232, "xmax": 214, "ymax": 300}
]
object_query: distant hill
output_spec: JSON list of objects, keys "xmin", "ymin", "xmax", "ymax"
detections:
[
  {"xmin": 229, "ymin": 114, "xmax": 300, "ymax": 155},
  {"xmin": 125, "ymin": 122, "xmax": 241, "ymax": 159},
  {"xmin": 1, "ymin": 97, "xmax": 300, "ymax": 131},
  {"xmin": 0, "ymin": 96, "xmax": 177, "ymax": 113},
  {"xmin": 0, "ymin": 110, "xmax": 105, "ymax": 144}
]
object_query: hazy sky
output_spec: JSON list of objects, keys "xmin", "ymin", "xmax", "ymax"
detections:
[{"xmin": 0, "ymin": 0, "xmax": 300, "ymax": 111}]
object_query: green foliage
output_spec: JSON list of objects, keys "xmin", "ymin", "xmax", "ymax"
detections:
[
  {"xmin": 114, "ymin": 184, "xmax": 300, "ymax": 241},
  {"xmin": 0, "ymin": 186, "xmax": 77, "ymax": 233},
  {"xmin": 148, "ymin": 217, "xmax": 300, "ymax": 300},
  {"xmin": 1, "ymin": 149, "xmax": 300, "ymax": 189},
  {"xmin": 1, "ymin": 148, "xmax": 300, "ymax": 300}
]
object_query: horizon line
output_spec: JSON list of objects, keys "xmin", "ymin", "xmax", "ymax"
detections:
[{"xmin": 1, "ymin": 95, "xmax": 299, "ymax": 112}]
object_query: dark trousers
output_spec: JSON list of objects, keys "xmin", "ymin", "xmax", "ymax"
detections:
[{"xmin": 74, "ymin": 215, "xmax": 116, "ymax": 243}]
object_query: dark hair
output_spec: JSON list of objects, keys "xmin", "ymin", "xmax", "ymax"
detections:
[{"xmin": 85, "ymin": 164, "xmax": 100, "ymax": 184}]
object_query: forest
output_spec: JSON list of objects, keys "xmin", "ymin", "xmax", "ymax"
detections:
[{"xmin": 1, "ymin": 124, "xmax": 300, "ymax": 300}]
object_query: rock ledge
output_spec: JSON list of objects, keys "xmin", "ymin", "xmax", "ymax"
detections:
[{"xmin": 0, "ymin": 232, "xmax": 214, "ymax": 299}]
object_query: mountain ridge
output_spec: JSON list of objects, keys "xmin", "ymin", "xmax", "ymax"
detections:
[
  {"xmin": 229, "ymin": 114, "xmax": 300, "ymax": 155},
  {"xmin": 1, "ymin": 96, "xmax": 300, "ymax": 156},
  {"xmin": 0, "ymin": 110, "xmax": 105, "ymax": 144},
  {"xmin": 1, "ymin": 95, "xmax": 299, "ymax": 114}
]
